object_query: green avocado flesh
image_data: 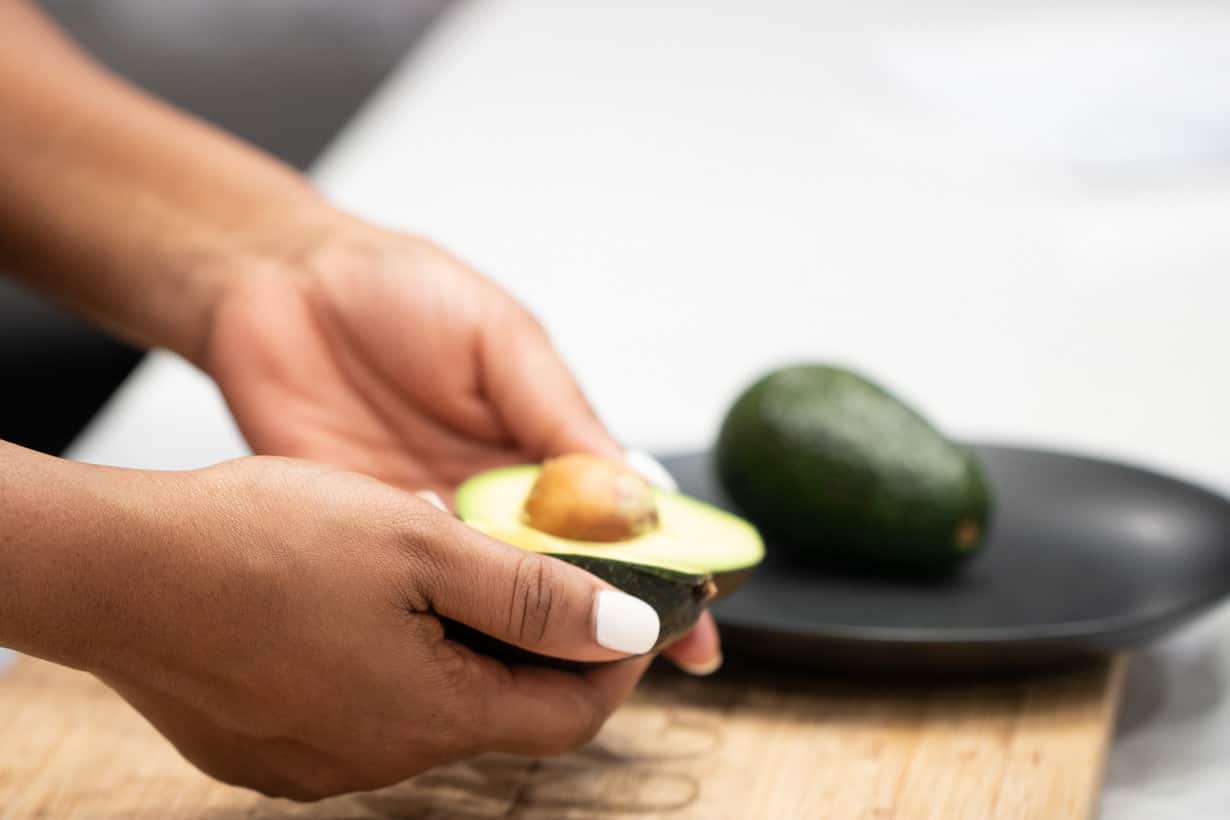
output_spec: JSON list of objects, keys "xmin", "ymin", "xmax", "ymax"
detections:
[
  {"xmin": 717, "ymin": 364, "xmax": 992, "ymax": 571},
  {"xmin": 454, "ymin": 465, "xmax": 764, "ymax": 658},
  {"xmin": 456, "ymin": 465, "xmax": 764, "ymax": 577}
]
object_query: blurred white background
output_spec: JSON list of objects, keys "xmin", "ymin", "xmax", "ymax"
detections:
[{"xmin": 310, "ymin": 0, "xmax": 1230, "ymax": 497}]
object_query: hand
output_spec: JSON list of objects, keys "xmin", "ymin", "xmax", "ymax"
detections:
[
  {"xmin": 93, "ymin": 457, "xmax": 655, "ymax": 800},
  {"xmin": 203, "ymin": 215, "xmax": 721, "ymax": 674},
  {"xmin": 206, "ymin": 218, "xmax": 616, "ymax": 499}
]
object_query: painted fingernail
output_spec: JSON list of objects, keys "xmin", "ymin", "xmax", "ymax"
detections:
[
  {"xmin": 624, "ymin": 450, "xmax": 679, "ymax": 492},
  {"xmin": 415, "ymin": 490, "xmax": 448, "ymax": 512},
  {"xmin": 675, "ymin": 652, "xmax": 724, "ymax": 677},
  {"xmin": 594, "ymin": 590, "xmax": 660, "ymax": 654}
]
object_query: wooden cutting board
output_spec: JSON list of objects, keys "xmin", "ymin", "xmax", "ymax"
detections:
[{"xmin": 0, "ymin": 654, "xmax": 1123, "ymax": 819}]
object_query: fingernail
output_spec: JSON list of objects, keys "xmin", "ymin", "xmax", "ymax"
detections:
[
  {"xmin": 675, "ymin": 652, "xmax": 724, "ymax": 677},
  {"xmin": 624, "ymin": 450, "xmax": 679, "ymax": 492},
  {"xmin": 415, "ymin": 490, "xmax": 447, "ymax": 512},
  {"xmin": 594, "ymin": 590, "xmax": 660, "ymax": 654}
]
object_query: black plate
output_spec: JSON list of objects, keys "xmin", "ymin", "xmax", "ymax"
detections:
[{"xmin": 661, "ymin": 445, "xmax": 1230, "ymax": 675}]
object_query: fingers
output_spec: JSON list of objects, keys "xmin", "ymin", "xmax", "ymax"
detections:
[
  {"xmin": 417, "ymin": 515, "xmax": 660, "ymax": 662},
  {"xmin": 481, "ymin": 312, "xmax": 622, "ymax": 460},
  {"xmin": 103, "ymin": 677, "xmax": 318, "ymax": 800},
  {"xmin": 453, "ymin": 643, "xmax": 653, "ymax": 757},
  {"xmin": 414, "ymin": 489, "xmax": 448, "ymax": 512},
  {"xmin": 623, "ymin": 449, "xmax": 680, "ymax": 492},
  {"xmin": 660, "ymin": 610, "xmax": 723, "ymax": 676}
]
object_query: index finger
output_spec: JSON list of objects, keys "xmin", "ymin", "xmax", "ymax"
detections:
[
  {"xmin": 451, "ymin": 642, "xmax": 652, "ymax": 757},
  {"xmin": 480, "ymin": 310, "xmax": 622, "ymax": 460}
]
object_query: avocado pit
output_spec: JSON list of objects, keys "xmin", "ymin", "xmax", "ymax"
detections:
[{"xmin": 522, "ymin": 454, "xmax": 659, "ymax": 542}]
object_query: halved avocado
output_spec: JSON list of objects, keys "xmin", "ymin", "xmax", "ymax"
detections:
[{"xmin": 454, "ymin": 461, "xmax": 763, "ymax": 661}]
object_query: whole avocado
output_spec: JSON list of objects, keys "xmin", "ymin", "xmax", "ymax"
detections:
[{"xmin": 716, "ymin": 364, "xmax": 991, "ymax": 570}]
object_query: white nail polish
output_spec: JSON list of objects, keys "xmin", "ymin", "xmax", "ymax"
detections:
[
  {"xmin": 624, "ymin": 450, "xmax": 679, "ymax": 492},
  {"xmin": 415, "ymin": 490, "xmax": 448, "ymax": 512},
  {"xmin": 594, "ymin": 590, "xmax": 660, "ymax": 654}
]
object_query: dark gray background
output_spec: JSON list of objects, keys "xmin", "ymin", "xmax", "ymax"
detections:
[{"xmin": 1, "ymin": 1, "xmax": 451, "ymax": 454}]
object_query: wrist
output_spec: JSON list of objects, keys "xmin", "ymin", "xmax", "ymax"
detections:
[
  {"xmin": 179, "ymin": 190, "xmax": 347, "ymax": 367},
  {"xmin": 0, "ymin": 444, "xmax": 181, "ymax": 673},
  {"xmin": 197, "ymin": 208, "xmax": 411, "ymax": 377}
]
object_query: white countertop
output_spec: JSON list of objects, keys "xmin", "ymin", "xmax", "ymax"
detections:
[{"xmin": 13, "ymin": 1, "xmax": 1230, "ymax": 816}]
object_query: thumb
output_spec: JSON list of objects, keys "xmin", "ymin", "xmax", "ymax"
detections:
[{"xmin": 419, "ymin": 514, "xmax": 661, "ymax": 662}]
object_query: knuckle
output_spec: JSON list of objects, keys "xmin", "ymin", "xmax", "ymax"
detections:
[
  {"xmin": 426, "ymin": 643, "xmax": 490, "ymax": 753},
  {"xmin": 508, "ymin": 553, "xmax": 558, "ymax": 645},
  {"xmin": 431, "ymin": 639, "xmax": 479, "ymax": 697}
]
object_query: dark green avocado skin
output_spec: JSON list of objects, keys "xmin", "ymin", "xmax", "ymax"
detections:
[
  {"xmin": 443, "ymin": 554, "xmax": 714, "ymax": 670},
  {"xmin": 716, "ymin": 364, "xmax": 991, "ymax": 571}
]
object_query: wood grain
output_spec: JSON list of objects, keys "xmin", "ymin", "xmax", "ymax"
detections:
[{"xmin": 0, "ymin": 654, "xmax": 1123, "ymax": 820}]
